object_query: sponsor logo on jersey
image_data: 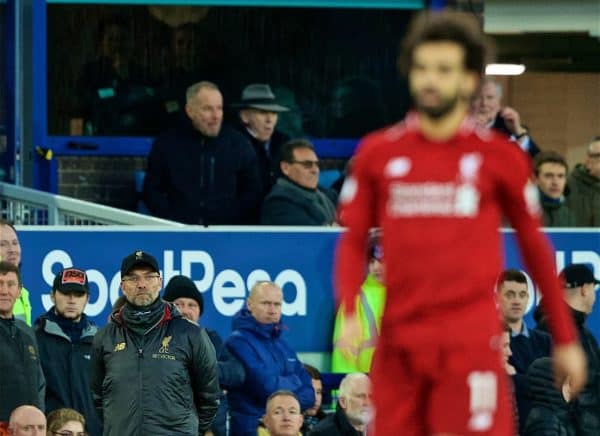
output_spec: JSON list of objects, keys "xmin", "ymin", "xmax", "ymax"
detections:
[{"xmin": 387, "ymin": 153, "xmax": 482, "ymax": 217}]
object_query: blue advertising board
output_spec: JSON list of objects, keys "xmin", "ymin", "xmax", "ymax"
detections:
[{"xmin": 17, "ymin": 227, "xmax": 600, "ymax": 352}]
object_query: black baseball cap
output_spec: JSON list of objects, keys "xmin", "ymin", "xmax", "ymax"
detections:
[
  {"xmin": 121, "ymin": 250, "xmax": 160, "ymax": 277},
  {"xmin": 53, "ymin": 268, "xmax": 89, "ymax": 294},
  {"xmin": 559, "ymin": 264, "xmax": 600, "ymax": 289}
]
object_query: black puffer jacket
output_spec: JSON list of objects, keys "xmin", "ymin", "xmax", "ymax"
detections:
[
  {"xmin": 524, "ymin": 357, "xmax": 576, "ymax": 436},
  {"xmin": 535, "ymin": 306, "xmax": 600, "ymax": 436},
  {"xmin": 0, "ymin": 317, "xmax": 45, "ymax": 420},
  {"xmin": 90, "ymin": 302, "xmax": 220, "ymax": 436}
]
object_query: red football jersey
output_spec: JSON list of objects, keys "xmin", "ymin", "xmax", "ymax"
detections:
[{"xmin": 335, "ymin": 113, "xmax": 575, "ymax": 347}]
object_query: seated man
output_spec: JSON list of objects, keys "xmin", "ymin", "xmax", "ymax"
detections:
[
  {"xmin": 474, "ymin": 78, "xmax": 540, "ymax": 158},
  {"xmin": 566, "ymin": 136, "xmax": 600, "ymax": 226},
  {"xmin": 7, "ymin": 405, "xmax": 46, "ymax": 436},
  {"xmin": 261, "ymin": 139, "xmax": 337, "ymax": 226},
  {"xmin": 225, "ymin": 281, "xmax": 314, "ymax": 436},
  {"xmin": 533, "ymin": 150, "xmax": 577, "ymax": 227},
  {"xmin": 235, "ymin": 84, "xmax": 290, "ymax": 197},
  {"xmin": 309, "ymin": 373, "xmax": 372, "ymax": 436},
  {"xmin": 143, "ymin": 80, "xmax": 262, "ymax": 224},
  {"xmin": 332, "ymin": 229, "xmax": 385, "ymax": 373},
  {"xmin": 260, "ymin": 390, "xmax": 304, "ymax": 436}
]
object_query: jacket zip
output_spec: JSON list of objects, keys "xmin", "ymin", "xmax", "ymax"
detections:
[
  {"xmin": 209, "ymin": 157, "xmax": 215, "ymax": 188},
  {"xmin": 138, "ymin": 346, "xmax": 143, "ymax": 435}
]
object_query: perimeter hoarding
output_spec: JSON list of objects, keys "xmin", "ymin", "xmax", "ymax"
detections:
[{"xmin": 17, "ymin": 227, "xmax": 600, "ymax": 352}]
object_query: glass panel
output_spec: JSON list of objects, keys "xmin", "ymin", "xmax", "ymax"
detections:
[{"xmin": 48, "ymin": 5, "xmax": 413, "ymax": 138}]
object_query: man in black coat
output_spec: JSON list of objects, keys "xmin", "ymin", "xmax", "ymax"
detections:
[
  {"xmin": 143, "ymin": 81, "xmax": 262, "ymax": 224},
  {"xmin": 235, "ymin": 84, "xmax": 291, "ymax": 198},
  {"xmin": 536, "ymin": 264, "xmax": 600, "ymax": 436},
  {"xmin": 35, "ymin": 267, "xmax": 102, "ymax": 436},
  {"xmin": 310, "ymin": 373, "xmax": 372, "ymax": 436},
  {"xmin": 474, "ymin": 78, "xmax": 540, "ymax": 158},
  {"xmin": 0, "ymin": 262, "xmax": 45, "ymax": 423}
]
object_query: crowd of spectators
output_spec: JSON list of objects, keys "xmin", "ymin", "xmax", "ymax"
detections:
[
  {"xmin": 1, "ymin": 216, "xmax": 598, "ymax": 435},
  {"xmin": 137, "ymin": 76, "xmax": 599, "ymax": 229}
]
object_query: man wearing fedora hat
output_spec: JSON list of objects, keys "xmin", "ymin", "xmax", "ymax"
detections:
[
  {"xmin": 235, "ymin": 84, "xmax": 291, "ymax": 197},
  {"xmin": 143, "ymin": 80, "xmax": 262, "ymax": 224}
]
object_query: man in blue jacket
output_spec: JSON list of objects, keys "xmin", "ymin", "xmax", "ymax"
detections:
[{"xmin": 225, "ymin": 281, "xmax": 314, "ymax": 435}]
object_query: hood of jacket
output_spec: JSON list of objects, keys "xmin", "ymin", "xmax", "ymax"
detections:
[
  {"xmin": 34, "ymin": 309, "xmax": 97, "ymax": 342},
  {"xmin": 231, "ymin": 308, "xmax": 284, "ymax": 339},
  {"xmin": 571, "ymin": 163, "xmax": 600, "ymax": 188}
]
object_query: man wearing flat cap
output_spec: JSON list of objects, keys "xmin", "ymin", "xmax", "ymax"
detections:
[
  {"xmin": 235, "ymin": 84, "xmax": 291, "ymax": 197},
  {"xmin": 90, "ymin": 251, "xmax": 220, "ymax": 436},
  {"xmin": 34, "ymin": 267, "xmax": 102, "ymax": 436},
  {"xmin": 535, "ymin": 263, "xmax": 600, "ymax": 435}
]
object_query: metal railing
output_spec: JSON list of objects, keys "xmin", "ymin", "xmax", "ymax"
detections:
[{"xmin": 0, "ymin": 182, "xmax": 184, "ymax": 226}]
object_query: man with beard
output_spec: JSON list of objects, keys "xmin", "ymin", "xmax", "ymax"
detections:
[
  {"xmin": 34, "ymin": 268, "xmax": 102, "ymax": 436},
  {"xmin": 90, "ymin": 251, "xmax": 219, "ymax": 436},
  {"xmin": 309, "ymin": 373, "xmax": 372, "ymax": 436},
  {"xmin": 335, "ymin": 11, "xmax": 586, "ymax": 435}
]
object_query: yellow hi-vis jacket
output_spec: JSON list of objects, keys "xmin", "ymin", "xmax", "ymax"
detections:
[
  {"xmin": 331, "ymin": 274, "xmax": 386, "ymax": 373},
  {"xmin": 12, "ymin": 286, "xmax": 32, "ymax": 326}
]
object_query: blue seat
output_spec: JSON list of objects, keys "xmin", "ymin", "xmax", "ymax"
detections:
[{"xmin": 318, "ymin": 169, "xmax": 341, "ymax": 189}]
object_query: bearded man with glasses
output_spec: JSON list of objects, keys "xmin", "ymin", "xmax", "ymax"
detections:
[
  {"xmin": 90, "ymin": 250, "xmax": 219, "ymax": 436},
  {"xmin": 261, "ymin": 139, "xmax": 337, "ymax": 225}
]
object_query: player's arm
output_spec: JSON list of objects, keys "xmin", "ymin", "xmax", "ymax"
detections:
[
  {"xmin": 335, "ymin": 142, "xmax": 377, "ymax": 358},
  {"xmin": 496, "ymin": 144, "xmax": 586, "ymax": 394},
  {"xmin": 335, "ymin": 142, "xmax": 377, "ymax": 316}
]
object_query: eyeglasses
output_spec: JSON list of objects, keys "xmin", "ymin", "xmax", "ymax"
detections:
[
  {"xmin": 290, "ymin": 160, "xmax": 320, "ymax": 169},
  {"xmin": 121, "ymin": 274, "xmax": 160, "ymax": 284},
  {"xmin": 52, "ymin": 432, "xmax": 88, "ymax": 436},
  {"xmin": 51, "ymin": 432, "xmax": 88, "ymax": 436}
]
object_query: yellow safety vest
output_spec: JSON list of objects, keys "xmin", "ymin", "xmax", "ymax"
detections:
[
  {"xmin": 12, "ymin": 286, "xmax": 32, "ymax": 326},
  {"xmin": 331, "ymin": 274, "xmax": 386, "ymax": 373}
]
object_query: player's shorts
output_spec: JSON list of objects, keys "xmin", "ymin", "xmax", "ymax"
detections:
[{"xmin": 370, "ymin": 335, "xmax": 515, "ymax": 435}]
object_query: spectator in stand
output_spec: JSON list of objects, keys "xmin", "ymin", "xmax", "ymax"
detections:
[
  {"xmin": 524, "ymin": 357, "xmax": 576, "ymax": 436},
  {"xmin": 225, "ymin": 281, "xmax": 314, "ymax": 436},
  {"xmin": 309, "ymin": 373, "xmax": 372, "ymax": 436},
  {"xmin": 34, "ymin": 268, "xmax": 101, "ymax": 436},
  {"xmin": 7, "ymin": 405, "xmax": 46, "ymax": 436},
  {"xmin": 474, "ymin": 77, "xmax": 540, "ymax": 158},
  {"xmin": 566, "ymin": 136, "xmax": 600, "ymax": 227},
  {"xmin": 90, "ymin": 250, "xmax": 219, "ymax": 435},
  {"xmin": 261, "ymin": 139, "xmax": 337, "ymax": 226},
  {"xmin": 143, "ymin": 81, "xmax": 262, "ymax": 224},
  {"xmin": 163, "ymin": 275, "xmax": 245, "ymax": 436},
  {"xmin": 46, "ymin": 408, "xmax": 87, "ymax": 436},
  {"xmin": 496, "ymin": 269, "xmax": 552, "ymax": 434},
  {"xmin": 260, "ymin": 391, "xmax": 304, "ymax": 436},
  {"xmin": 332, "ymin": 229, "xmax": 385, "ymax": 373},
  {"xmin": 301, "ymin": 365, "xmax": 326, "ymax": 435},
  {"xmin": 533, "ymin": 151, "xmax": 577, "ymax": 227},
  {"xmin": 0, "ymin": 220, "xmax": 31, "ymax": 325},
  {"xmin": 0, "ymin": 262, "xmax": 45, "ymax": 425},
  {"xmin": 535, "ymin": 264, "xmax": 600, "ymax": 435},
  {"xmin": 235, "ymin": 84, "xmax": 290, "ymax": 198}
]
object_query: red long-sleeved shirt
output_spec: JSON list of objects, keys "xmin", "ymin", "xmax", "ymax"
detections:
[{"xmin": 335, "ymin": 113, "xmax": 576, "ymax": 347}]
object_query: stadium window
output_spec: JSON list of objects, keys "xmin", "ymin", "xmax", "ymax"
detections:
[{"xmin": 47, "ymin": 4, "xmax": 414, "ymax": 138}]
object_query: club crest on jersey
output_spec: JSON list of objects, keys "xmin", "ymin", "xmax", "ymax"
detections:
[{"xmin": 339, "ymin": 176, "xmax": 358, "ymax": 204}]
